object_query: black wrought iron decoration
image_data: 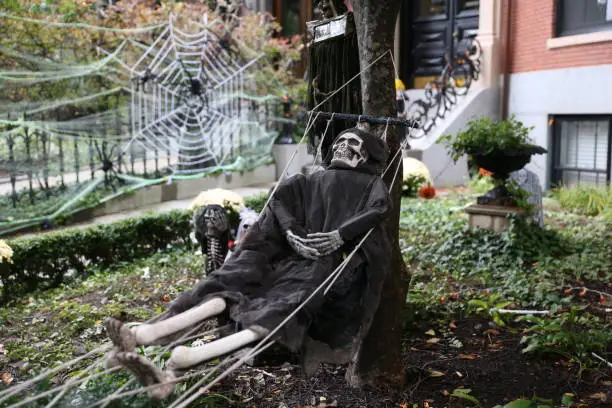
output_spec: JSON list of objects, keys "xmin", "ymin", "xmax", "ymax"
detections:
[{"xmin": 406, "ymin": 38, "xmax": 482, "ymax": 136}]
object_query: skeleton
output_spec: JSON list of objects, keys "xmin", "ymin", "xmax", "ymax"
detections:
[
  {"xmin": 104, "ymin": 128, "xmax": 392, "ymax": 400},
  {"xmin": 193, "ymin": 204, "xmax": 231, "ymax": 273},
  {"xmin": 509, "ymin": 168, "xmax": 544, "ymax": 227}
]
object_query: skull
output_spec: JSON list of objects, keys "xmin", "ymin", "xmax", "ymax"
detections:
[
  {"xmin": 203, "ymin": 205, "xmax": 229, "ymax": 237},
  {"xmin": 331, "ymin": 132, "xmax": 368, "ymax": 168}
]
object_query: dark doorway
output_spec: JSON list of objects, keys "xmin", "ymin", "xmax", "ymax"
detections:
[{"xmin": 400, "ymin": 0, "xmax": 480, "ymax": 89}]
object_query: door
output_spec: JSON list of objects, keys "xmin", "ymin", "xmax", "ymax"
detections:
[{"xmin": 400, "ymin": 0, "xmax": 480, "ymax": 89}]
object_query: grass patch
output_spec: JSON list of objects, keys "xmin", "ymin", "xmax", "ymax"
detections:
[{"xmin": 551, "ymin": 184, "xmax": 612, "ymax": 217}]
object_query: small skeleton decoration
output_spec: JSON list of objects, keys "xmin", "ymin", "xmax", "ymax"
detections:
[
  {"xmin": 226, "ymin": 207, "xmax": 259, "ymax": 259},
  {"xmin": 104, "ymin": 127, "xmax": 392, "ymax": 400},
  {"xmin": 509, "ymin": 168, "xmax": 544, "ymax": 227},
  {"xmin": 193, "ymin": 204, "xmax": 231, "ymax": 273}
]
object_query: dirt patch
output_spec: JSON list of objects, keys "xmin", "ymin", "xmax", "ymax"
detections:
[{"xmin": 213, "ymin": 318, "xmax": 612, "ymax": 407}]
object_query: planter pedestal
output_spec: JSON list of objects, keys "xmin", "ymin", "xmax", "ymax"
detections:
[{"xmin": 465, "ymin": 204, "xmax": 523, "ymax": 233}]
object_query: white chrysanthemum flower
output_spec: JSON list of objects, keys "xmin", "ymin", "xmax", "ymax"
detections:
[
  {"xmin": 403, "ymin": 157, "xmax": 432, "ymax": 184},
  {"xmin": 0, "ymin": 240, "xmax": 13, "ymax": 264},
  {"xmin": 190, "ymin": 188, "xmax": 245, "ymax": 212}
]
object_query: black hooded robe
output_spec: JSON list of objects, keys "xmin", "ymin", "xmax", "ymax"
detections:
[{"xmin": 170, "ymin": 132, "xmax": 392, "ymax": 358}]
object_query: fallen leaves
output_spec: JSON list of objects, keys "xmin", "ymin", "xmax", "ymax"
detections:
[
  {"xmin": 426, "ymin": 337, "xmax": 440, "ymax": 344},
  {"xmin": 302, "ymin": 396, "xmax": 338, "ymax": 407},
  {"xmin": 427, "ymin": 369, "xmax": 445, "ymax": 377},
  {"xmin": 458, "ymin": 353, "xmax": 478, "ymax": 360},
  {"xmin": 587, "ymin": 392, "xmax": 608, "ymax": 402},
  {"xmin": 1, "ymin": 372, "xmax": 13, "ymax": 385}
]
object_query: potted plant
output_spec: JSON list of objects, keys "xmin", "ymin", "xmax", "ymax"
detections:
[{"xmin": 438, "ymin": 115, "xmax": 547, "ymax": 206}]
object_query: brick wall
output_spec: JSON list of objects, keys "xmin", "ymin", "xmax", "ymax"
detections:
[{"xmin": 509, "ymin": 0, "xmax": 612, "ymax": 73}]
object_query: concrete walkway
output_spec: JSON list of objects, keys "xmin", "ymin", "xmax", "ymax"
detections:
[{"xmin": 15, "ymin": 183, "xmax": 273, "ymax": 239}]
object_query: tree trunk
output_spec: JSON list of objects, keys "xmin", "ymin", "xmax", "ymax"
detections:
[{"xmin": 346, "ymin": 0, "xmax": 408, "ymax": 388}]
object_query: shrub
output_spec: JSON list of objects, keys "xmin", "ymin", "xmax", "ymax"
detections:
[
  {"xmin": 552, "ymin": 185, "xmax": 612, "ymax": 216},
  {"xmin": 244, "ymin": 191, "xmax": 271, "ymax": 213},
  {"xmin": 0, "ymin": 210, "xmax": 193, "ymax": 304},
  {"xmin": 402, "ymin": 174, "xmax": 428, "ymax": 197},
  {"xmin": 438, "ymin": 115, "xmax": 536, "ymax": 162}
]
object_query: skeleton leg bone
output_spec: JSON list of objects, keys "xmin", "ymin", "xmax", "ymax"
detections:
[
  {"xmin": 108, "ymin": 327, "xmax": 266, "ymax": 400},
  {"xmin": 106, "ymin": 297, "xmax": 227, "ymax": 350},
  {"xmin": 168, "ymin": 327, "xmax": 267, "ymax": 369},
  {"xmin": 104, "ymin": 297, "xmax": 226, "ymax": 369}
]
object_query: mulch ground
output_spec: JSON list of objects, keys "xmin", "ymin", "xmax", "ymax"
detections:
[{"xmin": 214, "ymin": 318, "xmax": 612, "ymax": 408}]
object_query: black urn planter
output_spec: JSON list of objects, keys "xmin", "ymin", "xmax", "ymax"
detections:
[{"xmin": 469, "ymin": 144, "xmax": 547, "ymax": 206}]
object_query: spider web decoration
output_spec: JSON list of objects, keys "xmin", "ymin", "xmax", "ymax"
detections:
[{"xmin": 128, "ymin": 18, "xmax": 262, "ymax": 174}]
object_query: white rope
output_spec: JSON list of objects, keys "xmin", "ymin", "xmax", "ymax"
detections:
[
  {"xmin": 313, "ymin": 113, "xmax": 336, "ymax": 166},
  {"xmin": 592, "ymin": 352, "xmax": 612, "ymax": 369},
  {"xmin": 0, "ymin": 344, "xmax": 111, "ymax": 404},
  {"xmin": 96, "ymin": 320, "xmax": 214, "ymax": 408}
]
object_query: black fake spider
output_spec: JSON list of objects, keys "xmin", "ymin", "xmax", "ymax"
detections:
[
  {"xmin": 177, "ymin": 59, "xmax": 213, "ymax": 111},
  {"xmin": 94, "ymin": 140, "xmax": 125, "ymax": 190}
]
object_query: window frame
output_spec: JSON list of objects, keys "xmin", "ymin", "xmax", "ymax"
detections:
[
  {"xmin": 549, "ymin": 114, "xmax": 612, "ymax": 188},
  {"xmin": 555, "ymin": 0, "xmax": 612, "ymax": 37}
]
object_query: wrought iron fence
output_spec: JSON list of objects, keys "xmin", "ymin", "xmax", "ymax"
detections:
[{"xmin": 0, "ymin": 98, "xmax": 289, "ymax": 209}]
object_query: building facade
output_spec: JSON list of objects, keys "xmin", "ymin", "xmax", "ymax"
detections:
[
  {"xmin": 252, "ymin": 0, "xmax": 612, "ymax": 189},
  {"xmin": 395, "ymin": 0, "xmax": 612, "ymax": 189},
  {"xmin": 505, "ymin": 0, "xmax": 612, "ymax": 188}
]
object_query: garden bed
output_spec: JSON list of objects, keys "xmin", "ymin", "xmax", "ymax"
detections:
[{"xmin": 0, "ymin": 193, "xmax": 610, "ymax": 407}]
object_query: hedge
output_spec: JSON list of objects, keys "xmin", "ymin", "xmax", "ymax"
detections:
[
  {"xmin": 0, "ymin": 192, "xmax": 271, "ymax": 304},
  {"xmin": 0, "ymin": 210, "xmax": 193, "ymax": 304}
]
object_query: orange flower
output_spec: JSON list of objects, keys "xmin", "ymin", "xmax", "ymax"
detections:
[
  {"xmin": 418, "ymin": 185, "xmax": 436, "ymax": 200},
  {"xmin": 478, "ymin": 168, "xmax": 494, "ymax": 177}
]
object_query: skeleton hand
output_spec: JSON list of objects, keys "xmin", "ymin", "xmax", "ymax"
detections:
[
  {"xmin": 304, "ymin": 230, "xmax": 344, "ymax": 255},
  {"xmin": 287, "ymin": 230, "xmax": 344, "ymax": 257},
  {"xmin": 286, "ymin": 230, "xmax": 321, "ymax": 260}
]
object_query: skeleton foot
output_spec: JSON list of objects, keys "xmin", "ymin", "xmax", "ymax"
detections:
[
  {"xmin": 169, "ymin": 327, "xmax": 267, "ymax": 369},
  {"xmin": 105, "ymin": 317, "xmax": 137, "ymax": 352},
  {"xmin": 105, "ymin": 347, "xmax": 122, "ymax": 369},
  {"xmin": 115, "ymin": 352, "xmax": 176, "ymax": 400}
]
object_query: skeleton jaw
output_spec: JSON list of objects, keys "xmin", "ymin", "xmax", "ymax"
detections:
[{"xmin": 331, "ymin": 150, "xmax": 364, "ymax": 168}]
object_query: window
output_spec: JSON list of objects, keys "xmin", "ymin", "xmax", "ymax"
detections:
[
  {"xmin": 556, "ymin": 0, "xmax": 612, "ymax": 36},
  {"xmin": 551, "ymin": 116, "xmax": 611, "ymax": 187}
]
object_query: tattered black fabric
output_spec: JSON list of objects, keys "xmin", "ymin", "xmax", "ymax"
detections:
[
  {"xmin": 306, "ymin": 12, "xmax": 362, "ymax": 159},
  {"xmin": 170, "ymin": 174, "xmax": 391, "ymax": 359}
]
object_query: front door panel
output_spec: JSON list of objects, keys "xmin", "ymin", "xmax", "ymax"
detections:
[{"xmin": 401, "ymin": 0, "xmax": 480, "ymax": 89}]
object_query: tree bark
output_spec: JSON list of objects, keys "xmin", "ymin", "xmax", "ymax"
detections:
[{"xmin": 346, "ymin": 0, "xmax": 408, "ymax": 388}]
